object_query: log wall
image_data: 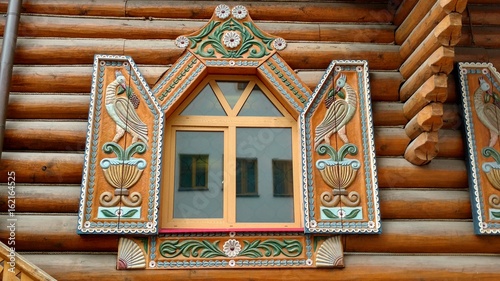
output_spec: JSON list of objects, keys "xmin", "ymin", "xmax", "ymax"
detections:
[{"xmin": 0, "ymin": 0, "xmax": 499, "ymax": 280}]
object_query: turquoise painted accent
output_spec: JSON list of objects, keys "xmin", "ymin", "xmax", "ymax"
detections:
[{"xmin": 97, "ymin": 207, "xmax": 142, "ymax": 219}]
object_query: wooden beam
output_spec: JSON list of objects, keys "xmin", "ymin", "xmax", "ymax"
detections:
[
  {"xmin": 393, "ymin": 0, "xmax": 418, "ymax": 26},
  {"xmin": 455, "ymin": 47, "xmax": 500, "ymax": 74},
  {"xmin": 8, "ymin": 68, "xmax": 401, "ymax": 101},
  {"xmin": 402, "ymin": 74, "xmax": 448, "ymax": 118},
  {"xmin": 0, "ymin": 152, "xmax": 467, "ymax": 188},
  {"xmin": 380, "ymin": 189, "xmax": 470, "ymax": 219},
  {"xmin": 2, "ymin": 15, "xmax": 395, "ymax": 44},
  {"xmin": 0, "ymin": 152, "xmax": 83, "ymax": 184},
  {"xmin": 2, "ymin": 216, "xmax": 495, "ymax": 253},
  {"xmin": 0, "ymin": 185, "xmax": 79, "ymax": 213},
  {"xmin": 376, "ymin": 158, "xmax": 467, "ymax": 188},
  {"xmin": 10, "ymin": 38, "xmax": 402, "ymax": 70},
  {"xmin": 23, "ymin": 253, "xmax": 500, "ymax": 281},
  {"xmin": 7, "ymin": 95, "xmax": 90, "ymax": 119},
  {"xmin": 400, "ymin": 1, "xmax": 466, "ymax": 60},
  {"xmin": 438, "ymin": 129, "xmax": 464, "ymax": 158},
  {"xmin": 400, "ymin": 13, "xmax": 462, "ymax": 78},
  {"xmin": 395, "ymin": 0, "xmax": 466, "ymax": 45},
  {"xmin": 0, "ymin": 185, "xmax": 469, "ymax": 220},
  {"xmin": 459, "ymin": 26, "xmax": 500, "ymax": 49},
  {"xmin": 404, "ymin": 131, "xmax": 439, "ymax": 165},
  {"xmin": 372, "ymin": 102, "xmax": 408, "ymax": 126},
  {"xmin": 405, "ymin": 103, "xmax": 444, "ymax": 139},
  {"xmin": 399, "ymin": 46, "xmax": 454, "ymax": 102},
  {"xmin": 463, "ymin": 4, "xmax": 500, "ymax": 25}
]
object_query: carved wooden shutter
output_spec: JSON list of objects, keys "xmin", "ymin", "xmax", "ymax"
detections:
[
  {"xmin": 458, "ymin": 62, "xmax": 500, "ymax": 234},
  {"xmin": 300, "ymin": 60, "xmax": 381, "ymax": 234},
  {"xmin": 77, "ymin": 55, "xmax": 163, "ymax": 234}
]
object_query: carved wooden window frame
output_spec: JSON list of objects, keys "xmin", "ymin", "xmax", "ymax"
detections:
[
  {"xmin": 76, "ymin": 4, "xmax": 381, "ymax": 270},
  {"xmin": 161, "ymin": 75, "xmax": 302, "ymax": 231}
]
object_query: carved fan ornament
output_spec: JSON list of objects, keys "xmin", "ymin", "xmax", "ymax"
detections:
[
  {"xmin": 74, "ymin": 4, "xmax": 386, "ymax": 270},
  {"xmin": 458, "ymin": 62, "xmax": 500, "ymax": 234}
]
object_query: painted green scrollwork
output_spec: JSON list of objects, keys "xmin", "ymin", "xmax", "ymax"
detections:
[
  {"xmin": 483, "ymin": 147, "xmax": 500, "ymax": 163},
  {"xmin": 102, "ymin": 141, "xmax": 147, "ymax": 161},
  {"xmin": 316, "ymin": 143, "xmax": 358, "ymax": 162},
  {"xmin": 191, "ymin": 18, "xmax": 272, "ymax": 58},
  {"xmin": 159, "ymin": 240, "xmax": 226, "ymax": 259},
  {"xmin": 159, "ymin": 238, "xmax": 302, "ymax": 259},
  {"xmin": 238, "ymin": 239, "xmax": 302, "ymax": 258}
]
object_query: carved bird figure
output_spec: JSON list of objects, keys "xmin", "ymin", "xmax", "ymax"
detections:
[
  {"xmin": 105, "ymin": 71, "xmax": 149, "ymax": 146},
  {"xmin": 314, "ymin": 73, "xmax": 357, "ymax": 149},
  {"xmin": 475, "ymin": 76, "xmax": 500, "ymax": 147}
]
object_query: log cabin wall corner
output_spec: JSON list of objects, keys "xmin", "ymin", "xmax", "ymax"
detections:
[{"xmin": 0, "ymin": 0, "xmax": 500, "ymax": 280}]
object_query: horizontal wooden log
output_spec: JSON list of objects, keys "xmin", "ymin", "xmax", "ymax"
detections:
[
  {"xmin": 438, "ymin": 129, "xmax": 464, "ymax": 158},
  {"xmin": 399, "ymin": 46, "xmax": 454, "ymax": 102},
  {"xmin": 459, "ymin": 26, "xmax": 500, "ymax": 49},
  {"xmin": 346, "ymin": 221, "xmax": 498, "ymax": 253},
  {"xmin": 2, "ymin": 121, "xmax": 464, "ymax": 159},
  {"xmin": 442, "ymin": 103, "xmax": 461, "ymax": 129},
  {"xmin": 6, "ymin": 15, "xmax": 395, "ymax": 44},
  {"xmin": 1, "ymin": 216, "xmax": 494, "ymax": 253},
  {"xmin": 1, "ymin": 1, "xmax": 393, "ymax": 23},
  {"xmin": 404, "ymin": 131, "xmax": 439, "ymax": 165},
  {"xmin": 0, "ymin": 152, "xmax": 468, "ymax": 188},
  {"xmin": 9, "ymin": 67, "xmax": 401, "ymax": 101},
  {"xmin": 23, "ymin": 253, "xmax": 500, "ymax": 281},
  {"xmin": 125, "ymin": 1, "xmax": 394, "ymax": 23},
  {"xmin": 10, "ymin": 38, "xmax": 402, "ymax": 70},
  {"xmin": 455, "ymin": 47, "xmax": 500, "ymax": 74},
  {"xmin": 0, "ymin": 185, "xmax": 80, "ymax": 213},
  {"xmin": 4, "ymin": 121, "xmax": 87, "ymax": 151},
  {"xmin": 0, "ymin": 183, "xmax": 469, "ymax": 219},
  {"xmin": 395, "ymin": 0, "xmax": 466, "ymax": 45},
  {"xmin": 403, "ymin": 74, "xmax": 448, "ymax": 119},
  {"xmin": 380, "ymin": 188, "xmax": 470, "ymax": 219},
  {"xmin": 376, "ymin": 158, "xmax": 467, "ymax": 188},
  {"xmin": 400, "ymin": 13, "xmax": 462, "ymax": 79},
  {"xmin": 372, "ymin": 102, "xmax": 408, "ymax": 126},
  {"xmin": 393, "ymin": 0, "xmax": 418, "ymax": 27},
  {"xmin": 463, "ymin": 4, "xmax": 500, "ymax": 26},
  {"xmin": 0, "ymin": 152, "xmax": 83, "ymax": 184},
  {"xmin": 7, "ymin": 95, "xmax": 90, "ymax": 119},
  {"xmin": 405, "ymin": 103, "xmax": 444, "ymax": 139}
]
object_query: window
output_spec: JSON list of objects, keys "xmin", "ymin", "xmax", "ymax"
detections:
[
  {"xmin": 178, "ymin": 154, "xmax": 209, "ymax": 191},
  {"xmin": 272, "ymin": 159, "xmax": 293, "ymax": 197},
  {"xmin": 161, "ymin": 76, "xmax": 301, "ymax": 230}
]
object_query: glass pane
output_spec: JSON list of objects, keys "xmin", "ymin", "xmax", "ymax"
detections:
[
  {"xmin": 173, "ymin": 131, "xmax": 224, "ymax": 219},
  {"xmin": 238, "ymin": 85, "xmax": 283, "ymax": 117},
  {"xmin": 180, "ymin": 84, "xmax": 226, "ymax": 116},
  {"xmin": 217, "ymin": 81, "xmax": 248, "ymax": 109},
  {"xmin": 236, "ymin": 128, "xmax": 293, "ymax": 222}
]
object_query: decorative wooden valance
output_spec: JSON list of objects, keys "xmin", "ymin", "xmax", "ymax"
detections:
[{"xmin": 458, "ymin": 62, "xmax": 500, "ymax": 234}]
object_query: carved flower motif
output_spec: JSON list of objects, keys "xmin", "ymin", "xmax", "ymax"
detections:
[
  {"xmin": 368, "ymin": 221, "xmax": 375, "ymax": 229},
  {"xmin": 175, "ymin": 36, "xmax": 189, "ymax": 48},
  {"xmin": 223, "ymin": 31, "xmax": 241, "ymax": 48},
  {"xmin": 223, "ymin": 239, "xmax": 241, "ymax": 257},
  {"xmin": 215, "ymin": 4, "xmax": 231, "ymax": 19},
  {"xmin": 273, "ymin": 37, "xmax": 287, "ymax": 51},
  {"xmin": 482, "ymin": 68, "xmax": 490, "ymax": 75},
  {"xmin": 337, "ymin": 209, "xmax": 346, "ymax": 218},
  {"xmin": 232, "ymin": 5, "xmax": 248, "ymax": 19}
]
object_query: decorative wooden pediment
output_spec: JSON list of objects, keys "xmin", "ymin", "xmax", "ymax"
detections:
[
  {"xmin": 300, "ymin": 60, "xmax": 381, "ymax": 234},
  {"xmin": 77, "ymin": 55, "xmax": 163, "ymax": 234},
  {"xmin": 458, "ymin": 62, "xmax": 500, "ymax": 234},
  {"xmin": 152, "ymin": 4, "xmax": 311, "ymax": 118}
]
